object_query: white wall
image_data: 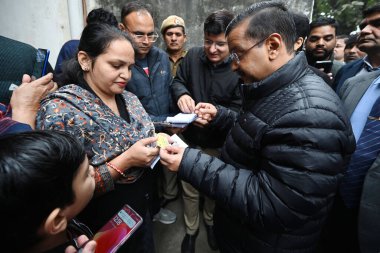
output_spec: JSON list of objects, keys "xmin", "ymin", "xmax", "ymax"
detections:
[{"xmin": 0, "ymin": 0, "xmax": 90, "ymax": 68}]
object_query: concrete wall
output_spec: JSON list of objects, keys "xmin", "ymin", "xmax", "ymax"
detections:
[
  {"xmin": 0, "ymin": 0, "xmax": 313, "ymax": 68},
  {"xmin": 95, "ymin": 0, "xmax": 314, "ymax": 50}
]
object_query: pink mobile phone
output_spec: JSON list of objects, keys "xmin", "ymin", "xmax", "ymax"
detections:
[{"xmin": 93, "ymin": 205, "xmax": 143, "ymax": 253}]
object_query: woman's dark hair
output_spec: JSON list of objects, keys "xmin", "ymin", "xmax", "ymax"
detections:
[
  {"xmin": 0, "ymin": 130, "xmax": 86, "ymax": 252},
  {"xmin": 226, "ymin": 1, "xmax": 296, "ymax": 53},
  {"xmin": 204, "ymin": 9, "xmax": 234, "ymax": 35},
  {"xmin": 58, "ymin": 23, "xmax": 135, "ymax": 86}
]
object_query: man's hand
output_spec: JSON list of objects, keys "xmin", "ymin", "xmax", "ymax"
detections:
[
  {"xmin": 177, "ymin": 94, "xmax": 195, "ymax": 113},
  {"xmin": 10, "ymin": 73, "xmax": 57, "ymax": 128},
  {"xmin": 159, "ymin": 145, "xmax": 185, "ymax": 172},
  {"xmin": 194, "ymin": 102, "xmax": 217, "ymax": 126}
]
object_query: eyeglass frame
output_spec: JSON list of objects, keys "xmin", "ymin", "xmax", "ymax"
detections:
[
  {"xmin": 229, "ymin": 36, "xmax": 268, "ymax": 65},
  {"xmin": 124, "ymin": 26, "xmax": 159, "ymax": 42}
]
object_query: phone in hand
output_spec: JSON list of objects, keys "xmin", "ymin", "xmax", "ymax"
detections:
[
  {"xmin": 93, "ymin": 205, "xmax": 143, "ymax": 253},
  {"xmin": 32, "ymin": 48, "xmax": 50, "ymax": 78},
  {"xmin": 314, "ymin": 60, "xmax": 333, "ymax": 74}
]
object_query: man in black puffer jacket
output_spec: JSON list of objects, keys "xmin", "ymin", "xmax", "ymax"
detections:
[{"xmin": 160, "ymin": 2, "xmax": 356, "ymax": 253}]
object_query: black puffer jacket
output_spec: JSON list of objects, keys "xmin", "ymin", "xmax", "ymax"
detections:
[{"xmin": 178, "ymin": 53, "xmax": 355, "ymax": 252}]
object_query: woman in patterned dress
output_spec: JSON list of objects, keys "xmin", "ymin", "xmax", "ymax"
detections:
[{"xmin": 37, "ymin": 23, "xmax": 160, "ymax": 253}]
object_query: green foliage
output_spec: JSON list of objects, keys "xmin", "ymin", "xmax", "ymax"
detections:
[{"xmin": 313, "ymin": 0, "xmax": 378, "ymax": 35}]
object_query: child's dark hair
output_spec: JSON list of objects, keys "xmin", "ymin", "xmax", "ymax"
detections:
[
  {"xmin": 58, "ymin": 23, "xmax": 135, "ymax": 86},
  {"xmin": 0, "ymin": 130, "xmax": 86, "ymax": 252}
]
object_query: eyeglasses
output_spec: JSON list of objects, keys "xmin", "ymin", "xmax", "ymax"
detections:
[
  {"xmin": 131, "ymin": 32, "xmax": 159, "ymax": 42},
  {"xmin": 204, "ymin": 39, "xmax": 228, "ymax": 49},
  {"xmin": 124, "ymin": 26, "xmax": 159, "ymax": 42},
  {"xmin": 229, "ymin": 37, "xmax": 268, "ymax": 64}
]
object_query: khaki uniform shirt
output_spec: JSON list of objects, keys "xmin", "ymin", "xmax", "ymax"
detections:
[{"xmin": 169, "ymin": 50, "xmax": 187, "ymax": 77}]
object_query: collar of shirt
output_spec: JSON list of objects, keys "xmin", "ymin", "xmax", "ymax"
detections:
[{"xmin": 363, "ymin": 56, "xmax": 380, "ymax": 72}]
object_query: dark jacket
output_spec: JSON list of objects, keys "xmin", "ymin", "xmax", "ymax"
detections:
[
  {"xmin": 308, "ymin": 65, "xmax": 333, "ymax": 86},
  {"xmin": 178, "ymin": 52, "xmax": 355, "ymax": 252},
  {"xmin": 126, "ymin": 46, "xmax": 177, "ymax": 123},
  {"xmin": 333, "ymin": 58, "xmax": 364, "ymax": 93},
  {"xmin": 337, "ymin": 70, "xmax": 380, "ymax": 253},
  {"xmin": 0, "ymin": 36, "xmax": 53, "ymax": 104},
  {"xmin": 54, "ymin": 39, "xmax": 79, "ymax": 76},
  {"xmin": 171, "ymin": 47, "xmax": 241, "ymax": 148}
]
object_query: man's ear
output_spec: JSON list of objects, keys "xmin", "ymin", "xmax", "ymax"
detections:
[
  {"xmin": 77, "ymin": 51, "xmax": 91, "ymax": 71},
  {"xmin": 267, "ymin": 33, "xmax": 282, "ymax": 60},
  {"xmin": 43, "ymin": 208, "xmax": 68, "ymax": 235},
  {"xmin": 119, "ymin": 22, "xmax": 126, "ymax": 31}
]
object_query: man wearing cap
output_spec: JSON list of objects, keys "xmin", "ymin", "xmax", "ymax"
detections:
[
  {"xmin": 119, "ymin": 1, "xmax": 178, "ymax": 225},
  {"xmin": 171, "ymin": 9, "xmax": 241, "ymax": 253},
  {"xmin": 161, "ymin": 15, "xmax": 188, "ymax": 77}
]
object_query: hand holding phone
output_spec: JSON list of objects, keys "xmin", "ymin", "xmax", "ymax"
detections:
[
  {"xmin": 93, "ymin": 205, "xmax": 143, "ymax": 253},
  {"xmin": 32, "ymin": 48, "xmax": 50, "ymax": 78},
  {"xmin": 314, "ymin": 60, "xmax": 333, "ymax": 74}
]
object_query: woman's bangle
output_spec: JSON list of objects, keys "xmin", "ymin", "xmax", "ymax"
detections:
[{"xmin": 106, "ymin": 162, "xmax": 127, "ymax": 178}]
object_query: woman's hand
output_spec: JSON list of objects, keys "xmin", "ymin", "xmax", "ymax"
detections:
[
  {"xmin": 125, "ymin": 136, "xmax": 159, "ymax": 168},
  {"xmin": 159, "ymin": 145, "xmax": 185, "ymax": 172},
  {"xmin": 106, "ymin": 136, "xmax": 159, "ymax": 179}
]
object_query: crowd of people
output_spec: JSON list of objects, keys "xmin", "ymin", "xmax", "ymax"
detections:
[{"xmin": 1, "ymin": 1, "xmax": 379, "ymax": 253}]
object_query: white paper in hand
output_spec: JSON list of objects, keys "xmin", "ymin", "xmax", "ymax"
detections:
[
  {"xmin": 166, "ymin": 113, "xmax": 197, "ymax": 124},
  {"xmin": 170, "ymin": 134, "xmax": 188, "ymax": 148}
]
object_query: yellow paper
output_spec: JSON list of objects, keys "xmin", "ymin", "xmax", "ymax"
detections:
[{"xmin": 156, "ymin": 134, "xmax": 169, "ymax": 148}]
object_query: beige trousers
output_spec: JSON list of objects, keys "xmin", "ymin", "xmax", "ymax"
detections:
[{"xmin": 161, "ymin": 165, "xmax": 178, "ymax": 200}]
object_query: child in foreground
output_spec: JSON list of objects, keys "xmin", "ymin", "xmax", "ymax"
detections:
[{"xmin": 0, "ymin": 131, "xmax": 96, "ymax": 253}]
